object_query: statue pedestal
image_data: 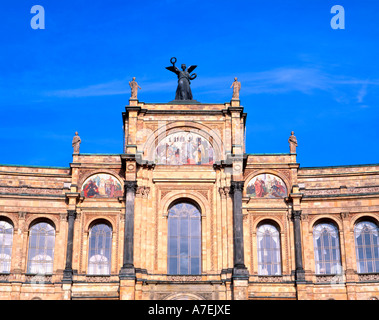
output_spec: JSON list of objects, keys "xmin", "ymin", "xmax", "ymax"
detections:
[{"xmin": 168, "ymin": 99, "xmax": 201, "ymax": 104}]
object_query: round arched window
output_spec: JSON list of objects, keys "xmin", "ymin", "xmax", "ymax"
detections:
[
  {"xmin": 167, "ymin": 202, "xmax": 201, "ymax": 275},
  {"xmin": 88, "ymin": 223, "xmax": 112, "ymax": 275}
]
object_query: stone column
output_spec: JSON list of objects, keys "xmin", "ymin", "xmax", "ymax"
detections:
[
  {"xmin": 120, "ymin": 180, "xmax": 137, "ymax": 278},
  {"xmin": 292, "ymin": 210, "xmax": 305, "ymax": 282},
  {"xmin": 230, "ymin": 181, "xmax": 248, "ymax": 278},
  {"xmin": 63, "ymin": 210, "xmax": 77, "ymax": 283}
]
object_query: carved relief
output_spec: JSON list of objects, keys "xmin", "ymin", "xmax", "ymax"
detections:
[
  {"xmin": 166, "ymin": 275, "xmax": 202, "ymax": 282},
  {"xmin": 302, "ymin": 186, "xmax": 379, "ymax": 197},
  {"xmin": 258, "ymin": 276, "xmax": 283, "ymax": 282},
  {"xmin": 136, "ymin": 186, "xmax": 150, "ymax": 198},
  {"xmin": 359, "ymin": 273, "xmax": 379, "ymax": 282},
  {"xmin": 0, "ymin": 185, "xmax": 64, "ymax": 196}
]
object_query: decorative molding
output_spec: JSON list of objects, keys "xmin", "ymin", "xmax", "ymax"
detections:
[
  {"xmin": 0, "ymin": 185, "xmax": 63, "ymax": 196},
  {"xmin": 358, "ymin": 273, "xmax": 379, "ymax": 282},
  {"xmin": 166, "ymin": 275, "xmax": 202, "ymax": 282},
  {"xmin": 86, "ymin": 275, "xmax": 112, "ymax": 283},
  {"xmin": 25, "ymin": 274, "xmax": 52, "ymax": 283},
  {"xmin": 0, "ymin": 274, "xmax": 10, "ymax": 281},
  {"xmin": 315, "ymin": 274, "xmax": 344, "ymax": 283},
  {"xmin": 257, "ymin": 276, "xmax": 283, "ymax": 282},
  {"xmin": 340, "ymin": 212, "xmax": 350, "ymax": 220},
  {"xmin": 136, "ymin": 186, "xmax": 150, "ymax": 198},
  {"xmin": 218, "ymin": 187, "xmax": 230, "ymax": 198},
  {"xmin": 302, "ymin": 186, "xmax": 379, "ymax": 197}
]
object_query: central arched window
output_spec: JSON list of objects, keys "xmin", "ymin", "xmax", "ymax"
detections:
[
  {"xmin": 88, "ymin": 222, "xmax": 112, "ymax": 275},
  {"xmin": 257, "ymin": 223, "xmax": 282, "ymax": 275},
  {"xmin": 167, "ymin": 202, "xmax": 201, "ymax": 275},
  {"xmin": 313, "ymin": 222, "xmax": 342, "ymax": 275},
  {"xmin": 0, "ymin": 220, "xmax": 14, "ymax": 273},
  {"xmin": 27, "ymin": 221, "xmax": 55, "ymax": 274},
  {"xmin": 354, "ymin": 221, "xmax": 379, "ymax": 273}
]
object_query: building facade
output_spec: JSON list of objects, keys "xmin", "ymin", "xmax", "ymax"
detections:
[{"xmin": 0, "ymin": 95, "xmax": 378, "ymax": 300}]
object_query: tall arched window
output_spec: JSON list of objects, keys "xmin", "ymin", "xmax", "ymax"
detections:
[
  {"xmin": 257, "ymin": 223, "xmax": 282, "ymax": 275},
  {"xmin": 88, "ymin": 223, "xmax": 112, "ymax": 275},
  {"xmin": 354, "ymin": 221, "xmax": 379, "ymax": 273},
  {"xmin": 167, "ymin": 202, "xmax": 201, "ymax": 275},
  {"xmin": 27, "ymin": 222, "xmax": 55, "ymax": 274},
  {"xmin": 0, "ymin": 220, "xmax": 14, "ymax": 273},
  {"xmin": 313, "ymin": 222, "xmax": 341, "ymax": 275}
]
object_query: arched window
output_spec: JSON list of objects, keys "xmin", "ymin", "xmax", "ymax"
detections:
[
  {"xmin": 88, "ymin": 223, "xmax": 112, "ymax": 275},
  {"xmin": 0, "ymin": 220, "xmax": 14, "ymax": 273},
  {"xmin": 257, "ymin": 223, "xmax": 282, "ymax": 275},
  {"xmin": 27, "ymin": 222, "xmax": 55, "ymax": 274},
  {"xmin": 313, "ymin": 222, "xmax": 341, "ymax": 275},
  {"xmin": 354, "ymin": 221, "xmax": 379, "ymax": 273},
  {"xmin": 167, "ymin": 202, "xmax": 201, "ymax": 275}
]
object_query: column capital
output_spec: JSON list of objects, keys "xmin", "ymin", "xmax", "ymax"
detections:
[
  {"xmin": 124, "ymin": 180, "xmax": 138, "ymax": 192},
  {"xmin": 292, "ymin": 210, "xmax": 302, "ymax": 220},
  {"xmin": 230, "ymin": 181, "xmax": 244, "ymax": 193},
  {"xmin": 67, "ymin": 210, "xmax": 77, "ymax": 220}
]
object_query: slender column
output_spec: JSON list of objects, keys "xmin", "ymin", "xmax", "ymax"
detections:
[
  {"xmin": 63, "ymin": 210, "xmax": 77, "ymax": 282},
  {"xmin": 120, "ymin": 180, "xmax": 137, "ymax": 278},
  {"xmin": 230, "ymin": 181, "xmax": 248, "ymax": 278},
  {"xmin": 292, "ymin": 210, "xmax": 305, "ymax": 282}
]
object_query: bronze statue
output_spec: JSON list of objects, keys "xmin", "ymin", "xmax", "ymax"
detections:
[
  {"xmin": 72, "ymin": 131, "xmax": 81, "ymax": 154},
  {"xmin": 129, "ymin": 77, "xmax": 141, "ymax": 99},
  {"xmin": 288, "ymin": 131, "xmax": 298, "ymax": 154},
  {"xmin": 230, "ymin": 77, "xmax": 241, "ymax": 100},
  {"xmin": 166, "ymin": 57, "xmax": 197, "ymax": 100}
]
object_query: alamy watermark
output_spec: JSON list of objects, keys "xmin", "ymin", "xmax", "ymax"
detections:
[
  {"xmin": 331, "ymin": 5, "xmax": 345, "ymax": 29},
  {"xmin": 30, "ymin": 5, "xmax": 345, "ymax": 31},
  {"xmin": 30, "ymin": 5, "xmax": 45, "ymax": 30}
]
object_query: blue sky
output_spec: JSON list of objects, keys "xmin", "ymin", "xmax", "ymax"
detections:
[{"xmin": 1, "ymin": 0, "xmax": 378, "ymax": 168}]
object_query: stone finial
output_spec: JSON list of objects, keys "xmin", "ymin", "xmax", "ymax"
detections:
[
  {"xmin": 230, "ymin": 77, "xmax": 241, "ymax": 100},
  {"xmin": 288, "ymin": 131, "xmax": 298, "ymax": 154},
  {"xmin": 72, "ymin": 131, "xmax": 81, "ymax": 154},
  {"xmin": 129, "ymin": 77, "xmax": 141, "ymax": 100}
]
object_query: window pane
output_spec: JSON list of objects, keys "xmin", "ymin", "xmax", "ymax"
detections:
[
  {"xmin": 88, "ymin": 223, "xmax": 112, "ymax": 275},
  {"xmin": 167, "ymin": 202, "xmax": 201, "ymax": 275},
  {"xmin": 168, "ymin": 236, "xmax": 177, "ymax": 255},
  {"xmin": 313, "ymin": 223, "xmax": 341, "ymax": 275},
  {"xmin": 0, "ymin": 221, "xmax": 13, "ymax": 273},
  {"xmin": 169, "ymin": 218, "xmax": 178, "ymax": 236},
  {"xmin": 180, "ymin": 219, "xmax": 189, "ymax": 237},
  {"xmin": 27, "ymin": 222, "xmax": 55, "ymax": 274},
  {"xmin": 355, "ymin": 221, "xmax": 379, "ymax": 273},
  {"xmin": 168, "ymin": 257, "xmax": 177, "ymax": 274},
  {"xmin": 180, "ymin": 237, "xmax": 189, "ymax": 255},
  {"xmin": 257, "ymin": 224, "xmax": 281, "ymax": 276},
  {"xmin": 191, "ymin": 258, "xmax": 200, "ymax": 274},
  {"xmin": 191, "ymin": 238, "xmax": 200, "ymax": 257}
]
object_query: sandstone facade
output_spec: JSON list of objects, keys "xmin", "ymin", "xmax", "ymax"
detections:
[{"xmin": 0, "ymin": 99, "xmax": 378, "ymax": 300}]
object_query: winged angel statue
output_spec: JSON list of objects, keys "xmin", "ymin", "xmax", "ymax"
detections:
[{"xmin": 166, "ymin": 57, "xmax": 197, "ymax": 100}]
